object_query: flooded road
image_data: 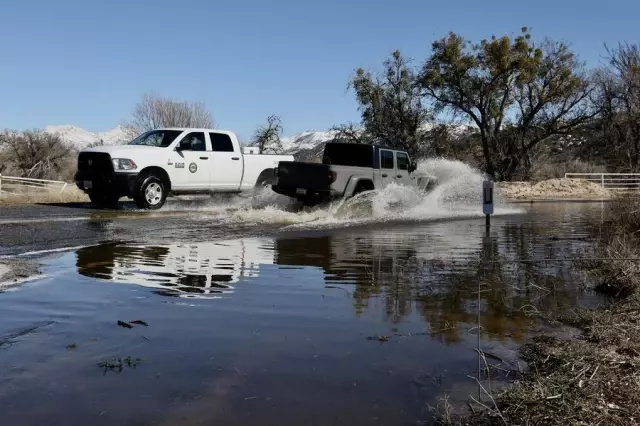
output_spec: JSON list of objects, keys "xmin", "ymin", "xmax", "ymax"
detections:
[{"xmin": 0, "ymin": 199, "xmax": 606, "ymax": 426}]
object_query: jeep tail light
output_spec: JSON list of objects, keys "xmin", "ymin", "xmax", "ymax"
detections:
[{"xmin": 328, "ymin": 170, "xmax": 336, "ymax": 184}]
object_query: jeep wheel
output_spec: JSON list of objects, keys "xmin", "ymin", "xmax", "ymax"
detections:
[
  {"xmin": 134, "ymin": 175, "xmax": 167, "ymax": 210},
  {"xmin": 352, "ymin": 181, "xmax": 374, "ymax": 197},
  {"xmin": 89, "ymin": 192, "xmax": 120, "ymax": 209}
]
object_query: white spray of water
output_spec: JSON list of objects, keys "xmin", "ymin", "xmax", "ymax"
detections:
[{"xmin": 190, "ymin": 158, "xmax": 524, "ymax": 229}]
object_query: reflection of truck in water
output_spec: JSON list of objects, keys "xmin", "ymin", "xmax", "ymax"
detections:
[
  {"xmin": 75, "ymin": 222, "xmax": 476, "ymax": 300},
  {"xmin": 75, "ymin": 238, "xmax": 275, "ymax": 298},
  {"xmin": 271, "ymin": 142, "xmax": 434, "ymax": 206}
]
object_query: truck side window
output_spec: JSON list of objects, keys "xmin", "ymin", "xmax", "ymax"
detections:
[
  {"xmin": 209, "ymin": 133, "xmax": 234, "ymax": 152},
  {"xmin": 380, "ymin": 150, "xmax": 394, "ymax": 169},
  {"xmin": 181, "ymin": 132, "xmax": 206, "ymax": 151},
  {"xmin": 396, "ymin": 152, "xmax": 409, "ymax": 170}
]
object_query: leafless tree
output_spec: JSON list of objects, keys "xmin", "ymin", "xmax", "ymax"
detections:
[
  {"xmin": 0, "ymin": 129, "xmax": 73, "ymax": 179},
  {"xmin": 330, "ymin": 122, "xmax": 367, "ymax": 144},
  {"xmin": 252, "ymin": 114, "xmax": 284, "ymax": 154},
  {"xmin": 591, "ymin": 42, "xmax": 640, "ymax": 171},
  {"xmin": 123, "ymin": 92, "xmax": 214, "ymax": 137}
]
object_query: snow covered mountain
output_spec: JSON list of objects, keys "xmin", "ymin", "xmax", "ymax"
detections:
[
  {"xmin": 280, "ymin": 130, "xmax": 340, "ymax": 153},
  {"xmin": 44, "ymin": 125, "xmax": 341, "ymax": 154},
  {"xmin": 44, "ymin": 125, "xmax": 130, "ymax": 148}
]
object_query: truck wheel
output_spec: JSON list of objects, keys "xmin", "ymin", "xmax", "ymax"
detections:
[
  {"xmin": 254, "ymin": 169, "xmax": 275, "ymax": 189},
  {"xmin": 352, "ymin": 181, "xmax": 374, "ymax": 197},
  {"xmin": 89, "ymin": 192, "xmax": 120, "ymax": 209},
  {"xmin": 134, "ymin": 174, "xmax": 167, "ymax": 210}
]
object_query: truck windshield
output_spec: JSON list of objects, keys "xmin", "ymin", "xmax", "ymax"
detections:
[
  {"xmin": 129, "ymin": 130, "xmax": 183, "ymax": 147},
  {"xmin": 322, "ymin": 143, "xmax": 374, "ymax": 167}
]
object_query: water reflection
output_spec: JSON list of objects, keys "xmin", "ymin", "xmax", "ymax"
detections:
[
  {"xmin": 75, "ymin": 210, "xmax": 599, "ymax": 344},
  {"xmin": 76, "ymin": 239, "xmax": 275, "ymax": 298}
]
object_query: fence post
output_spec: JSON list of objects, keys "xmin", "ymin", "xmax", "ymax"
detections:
[
  {"xmin": 0, "ymin": 173, "xmax": 2, "ymax": 197},
  {"xmin": 601, "ymin": 174, "xmax": 605, "ymax": 188}
]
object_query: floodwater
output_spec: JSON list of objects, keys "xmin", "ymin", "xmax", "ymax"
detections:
[
  {"xmin": 0, "ymin": 200, "xmax": 606, "ymax": 426},
  {"xmin": 0, "ymin": 159, "xmax": 608, "ymax": 425}
]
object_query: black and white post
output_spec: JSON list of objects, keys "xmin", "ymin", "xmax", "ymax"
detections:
[{"xmin": 483, "ymin": 180, "xmax": 494, "ymax": 230}]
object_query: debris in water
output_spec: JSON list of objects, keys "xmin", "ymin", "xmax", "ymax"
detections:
[
  {"xmin": 98, "ymin": 356, "xmax": 142, "ymax": 375},
  {"xmin": 130, "ymin": 320, "xmax": 149, "ymax": 326},
  {"xmin": 66, "ymin": 343, "xmax": 77, "ymax": 350},
  {"xmin": 367, "ymin": 335, "xmax": 390, "ymax": 342},
  {"xmin": 117, "ymin": 320, "xmax": 133, "ymax": 329}
]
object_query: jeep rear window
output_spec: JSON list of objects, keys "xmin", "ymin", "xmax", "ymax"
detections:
[
  {"xmin": 380, "ymin": 150, "xmax": 394, "ymax": 169},
  {"xmin": 129, "ymin": 130, "xmax": 183, "ymax": 147},
  {"xmin": 322, "ymin": 143, "xmax": 374, "ymax": 167}
]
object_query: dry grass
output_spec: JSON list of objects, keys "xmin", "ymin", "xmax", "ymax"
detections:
[
  {"xmin": 0, "ymin": 186, "xmax": 87, "ymax": 205},
  {"xmin": 498, "ymin": 179, "xmax": 612, "ymax": 200}
]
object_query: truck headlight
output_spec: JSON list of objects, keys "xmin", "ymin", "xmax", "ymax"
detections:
[{"xmin": 112, "ymin": 158, "xmax": 137, "ymax": 171}]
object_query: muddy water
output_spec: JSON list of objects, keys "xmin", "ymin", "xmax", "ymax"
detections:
[{"xmin": 0, "ymin": 202, "xmax": 605, "ymax": 426}]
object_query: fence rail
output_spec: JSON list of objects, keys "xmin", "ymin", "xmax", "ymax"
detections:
[
  {"xmin": 0, "ymin": 174, "xmax": 68, "ymax": 197},
  {"xmin": 565, "ymin": 173, "xmax": 640, "ymax": 190}
]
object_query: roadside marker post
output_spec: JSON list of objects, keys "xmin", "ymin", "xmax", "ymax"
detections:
[{"xmin": 483, "ymin": 180, "xmax": 494, "ymax": 230}]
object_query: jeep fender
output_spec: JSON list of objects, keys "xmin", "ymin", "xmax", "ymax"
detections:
[{"xmin": 344, "ymin": 176, "xmax": 375, "ymax": 198}]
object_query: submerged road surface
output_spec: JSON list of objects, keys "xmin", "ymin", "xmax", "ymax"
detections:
[{"xmin": 0, "ymin": 199, "xmax": 277, "ymax": 257}]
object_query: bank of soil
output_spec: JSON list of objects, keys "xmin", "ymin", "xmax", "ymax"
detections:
[
  {"xmin": 457, "ymin": 198, "xmax": 640, "ymax": 426},
  {"xmin": 498, "ymin": 178, "xmax": 611, "ymax": 201}
]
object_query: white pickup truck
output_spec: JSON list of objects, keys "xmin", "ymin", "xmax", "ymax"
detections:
[{"xmin": 74, "ymin": 128, "xmax": 294, "ymax": 209}]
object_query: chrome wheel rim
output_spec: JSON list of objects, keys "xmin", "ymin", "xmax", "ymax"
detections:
[{"xmin": 145, "ymin": 182, "xmax": 162, "ymax": 205}]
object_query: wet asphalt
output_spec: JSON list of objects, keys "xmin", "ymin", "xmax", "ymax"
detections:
[{"xmin": 0, "ymin": 200, "xmax": 236, "ymax": 257}]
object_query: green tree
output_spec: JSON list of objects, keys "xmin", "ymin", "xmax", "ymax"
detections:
[
  {"xmin": 252, "ymin": 114, "xmax": 284, "ymax": 154},
  {"xmin": 419, "ymin": 27, "xmax": 595, "ymax": 180},
  {"xmin": 349, "ymin": 50, "xmax": 431, "ymax": 157}
]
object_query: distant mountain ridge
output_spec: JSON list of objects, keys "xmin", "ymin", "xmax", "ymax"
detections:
[
  {"xmin": 43, "ymin": 124, "xmax": 475, "ymax": 160},
  {"xmin": 43, "ymin": 125, "xmax": 343, "ymax": 154},
  {"xmin": 44, "ymin": 125, "xmax": 130, "ymax": 148}
]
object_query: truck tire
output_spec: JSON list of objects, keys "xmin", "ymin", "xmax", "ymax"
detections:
[
  {"xmin": 89, "ymin": 192, "xmax": 120, "ymax": 209},
  {"xmin": 254, "ymin": 169, "xmax": 275, "ymax": 189},
  {"xmin": 134, "ymin": 174, "xmax": 167, "ymax": 210}
]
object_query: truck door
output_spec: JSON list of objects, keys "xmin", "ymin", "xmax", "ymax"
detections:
[
  {"xmin": 379, "ymin": 149, "xmax": 396, "ymax": 188},
  {"xmin": 207, "ymin": 132, "xmax": 243, "ymax": 191},
  {"xmin": 170, "ymin": 131, "xmax": 211, "ymax": 190},
  {"xmin": 395, "ymin": 151, "xmax": 413, "ymax": 187}
]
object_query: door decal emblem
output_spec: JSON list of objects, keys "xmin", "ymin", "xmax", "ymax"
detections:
[
  {"xmin": 189, "ymin": 162, "xmax": 198, "ymax": 173},
  {"xmin": 175, "ymin": 163, "xmax": 184, "ymax": 168}
]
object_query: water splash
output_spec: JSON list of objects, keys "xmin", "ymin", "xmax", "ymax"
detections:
[{"xmin": 192, "ymin": 158, "xmax": 524, "ymax": 228}]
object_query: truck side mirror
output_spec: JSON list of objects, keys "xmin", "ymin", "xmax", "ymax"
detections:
[{"xmin": 409, "ymin": 162, "xmax": 417, "ymax": 173}]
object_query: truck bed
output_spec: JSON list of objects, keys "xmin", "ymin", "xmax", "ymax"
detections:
[{"xmin": 272, "ymin": 161, "xmax": 336, "ymax": 201}]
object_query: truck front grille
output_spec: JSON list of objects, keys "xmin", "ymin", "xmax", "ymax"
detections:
[{"xmin": 78, "ymin": 152, "xmax": 114, "ymax": 177}]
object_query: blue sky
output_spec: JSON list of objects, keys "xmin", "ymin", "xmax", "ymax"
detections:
[{"xmin": 1, "ymin": 0, "xmax": 638, "ymax": 141}]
